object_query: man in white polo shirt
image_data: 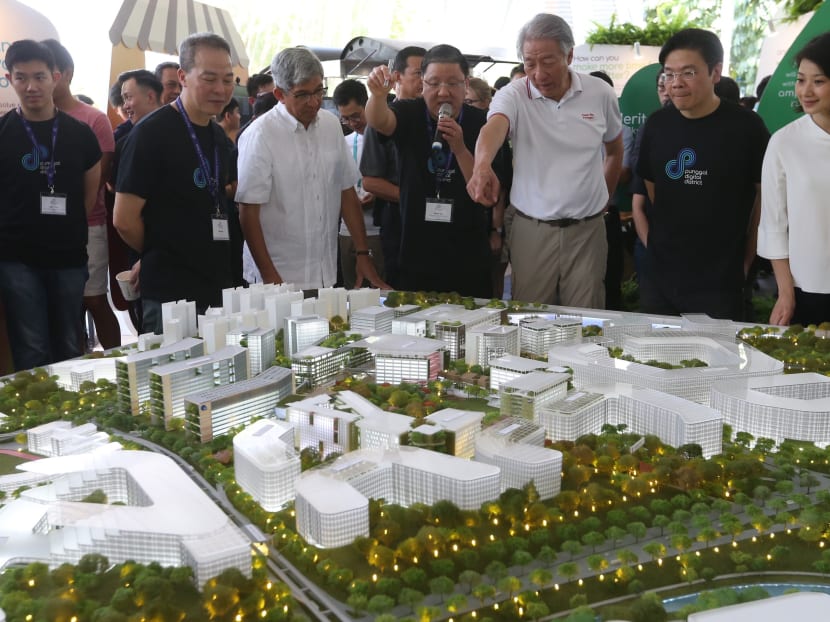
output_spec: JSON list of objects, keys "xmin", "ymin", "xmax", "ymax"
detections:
[{"xmin": 468, "ymin": 13, "xmax": 623, "ymax": 308}]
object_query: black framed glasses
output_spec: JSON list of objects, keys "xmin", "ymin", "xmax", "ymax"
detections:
[{"xmin": 288, "ymin": 86, "xmax": 327, "ymax": 103}]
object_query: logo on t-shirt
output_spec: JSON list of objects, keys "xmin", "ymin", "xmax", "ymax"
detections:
[
  {"xmin": 665, "ymin": 147, "xmax": 708, "ymax": 185},
  {"xmin": 193, "ymin": 167, "xmax": 207, "ymax": 189},
  {"xmin": 21, "ymin": 144, "xmax": 49, "ymax": 172}
]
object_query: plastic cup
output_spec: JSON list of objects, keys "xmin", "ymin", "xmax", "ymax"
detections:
[{"xmin": 116, "ymin": 270, "xmax": 139, "ymax": 301}]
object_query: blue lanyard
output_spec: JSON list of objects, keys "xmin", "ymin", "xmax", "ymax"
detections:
[
  {"xmin": 18, "ymin": 106, "xmax": 58, "ymax": 192},
  {"xmin": 175, "ymin": 97, "xmax": 221, "ymax": 208},
  {"xmin": 425, "ymin": 105, "xmax": 463, "ymax": 195},
  {"xmin": 352, "ymin": 133, "xmax": 362, "ymax": 190}
]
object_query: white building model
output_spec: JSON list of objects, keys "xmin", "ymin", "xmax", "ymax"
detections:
[
  {"xmin": 184, "ymin": 366, "xmax": 294, "ymax": 442},
  {"xmin": 549, "ymin": 333, "xmax": 783, "ymax": 404},
  {"xmin": 711, "ymin": 372, "xmax": 830, "ymax": 447},
  {"xmin": 519, "ymin": 317, "xmax": 582, "ymax": 357},
  {"xmin": 540, "ymin": 383, "xmax": 723, "ymax": 457},
  {"xmin": 466, "ymin": 324, "xmax": 520, "ymax": 366},
  {"xmin": 353, "ymin": 334, "xmax": 447, "ymax": 384},
  {"xmin": 27, "ymin": 421, "xmax": 110, "ymax": 457},
  {"xmin": 115, "ymin": 337, "xmax": 205, "ymax": 415},
  {"xmin": 475, "ymin": 425, "xmax": 563, "ymax": 500},
  {"xmin": 0, "ymin": 449, "xmax": 250, "ymax": 587},
  {"xmin": 149, "ymin": 345, "xmax": 249, "ymax": 427},
  {"xmin": 500, "ymin": 370, "xmax": 571, "ymax": 421},
  {"xmin": 489, "ymin": 354, "xmax": 553, "ymax": 391},
  {"xmin": 294, "ymin": 447, "xmax": 501, "ymax": 548},
  {"xmin": 234, "ymin": 419, "xmax": 300, "ymax": 511}
]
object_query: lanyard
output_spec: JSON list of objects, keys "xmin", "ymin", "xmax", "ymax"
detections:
[
  {"xmin": 18, "ymin": 106, "xmax": 59, "ymax": 192},
  {"xmin": 352, "ymin": 132, "xmax": 362, "ymax": 190},
  {"xmin": 175, "ymin": 97, "xmax": 221, "ymax": 209},
  {"xmin": 425, "ymin": 105, "xmax": 463, "ymax": 197}
]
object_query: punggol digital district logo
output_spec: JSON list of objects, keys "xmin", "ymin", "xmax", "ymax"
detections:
[
  {"xmin": 193, "ymin": 167, "xmax": 207, "ymax": 189},
  {"xmin": 21, "ymin": 144, "xmax": 49, "ymax": 172},
  {"xmin": 665, "ymin": 147, "xmax": 708, "ymax": 185}
]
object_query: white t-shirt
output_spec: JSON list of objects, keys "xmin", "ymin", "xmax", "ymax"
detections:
[
  {"xmin": 339, "ymin": 130, "xmax": 380, "ymax": 237},
  {"xmin": 488, "ymin": 71, "xmax": 622, "ymax": 219},
  {"xmin": 236, "ymin": 103, "xmax": 359, "ymax": 289},
  {"xmin": 759, "ymin": 114, "xmax": 830, "ymax": 293}
]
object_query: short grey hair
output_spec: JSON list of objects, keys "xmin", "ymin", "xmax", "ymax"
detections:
[
  {"xmin": 517, "ymin": 13, "xmax": 575, "ymax": 58},
  {"xmin": 270, "ymin": 47, "xmax": 324, "ymax": 91},
  {"xmin": 179, "ymin": 32, "xmax": 231, "ymax": 73}
]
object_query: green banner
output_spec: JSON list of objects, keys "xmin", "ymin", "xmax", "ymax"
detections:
[
  {"xmin": 757, "ymin": 3, "xmax": 830, "ymax": 134},
  {"xmin": 619, "ymin": 62, "xmax": 664, "ymax": 133}
]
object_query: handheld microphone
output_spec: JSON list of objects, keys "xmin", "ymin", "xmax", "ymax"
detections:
[{"xmin": 431, "ymin": 103, "xmax": 454, "ymax": 151}]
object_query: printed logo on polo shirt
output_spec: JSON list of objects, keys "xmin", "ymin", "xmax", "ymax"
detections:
[
  {"xmin": 581, "ymin": 112, "xmax": 595, "ymax": 120},
  {"xmin": 193, "ymin": 167, "xmax": 207, "ymax": 189},
  {"xmin": 21, "ymin": 144, "xmax": 49, "ymax": 172},
  {"xmin": 665, "ymin": 147, "xmax": 708, "ymax": 185}
]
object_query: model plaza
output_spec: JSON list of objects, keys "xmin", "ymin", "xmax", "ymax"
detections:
[{"xmin": 3, "ymin": 281, "xmax": 828, "ymax": 592}]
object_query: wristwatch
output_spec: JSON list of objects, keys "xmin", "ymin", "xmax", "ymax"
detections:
[{"xmin": 354, "ymin": 249, "xmax": 373, "ymax": 257}]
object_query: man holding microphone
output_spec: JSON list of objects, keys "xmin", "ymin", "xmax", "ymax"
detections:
[{"xmin": 365, "ymin": 44, "xmax": 510, "ymax": 298}]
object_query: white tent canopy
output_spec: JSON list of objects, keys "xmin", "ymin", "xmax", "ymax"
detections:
[{"xmin": 108, "ymin": 0, "xmax": 249, "ymax": 68}]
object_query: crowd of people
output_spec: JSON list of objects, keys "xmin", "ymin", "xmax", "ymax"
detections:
[{"xmin": 1, "ymin": 12, "xmax": 828, "ymax": 373}]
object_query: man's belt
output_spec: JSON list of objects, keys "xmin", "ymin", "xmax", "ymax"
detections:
[{"xmin": 514, "ymin": 209, "xmax": 604, "ymax": 228}]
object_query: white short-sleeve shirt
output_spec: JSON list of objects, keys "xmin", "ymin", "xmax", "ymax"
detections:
[
  {"xmin": 488, "ymin": 71, "xmax": 623, "ymax": 219},
  {"xmin": 236, "ymin": 103, "xmax": 359, "ymax": 289}
]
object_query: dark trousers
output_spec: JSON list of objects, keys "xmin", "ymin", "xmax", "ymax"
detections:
[{"xmin": 793, "ymin": 288, "xmax": 830, "ymax": 326}]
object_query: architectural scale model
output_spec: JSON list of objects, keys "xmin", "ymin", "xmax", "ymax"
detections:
[
  {"xmin": 539, "ymin": 383, "xmax": 723, "ymax": 457},
  {"xmin": 519, "ymin": 316, "xmax": 582, "ymax": 357},
  {"xmin": 499, "ymin": 370, "xmax": 571, "ymax": 421},
  {"xmin": 148, "ymin": 345, "xmax": 249, "ymax": 427},
  {"xmin": 465, "ymin": 324, "xmax": 520, "ymax": 366},
  {"xmin": 0, "ymin": 449, "xmax": 250, "ymax": 587},
  {"xmin": 233, "ymin": 418, "xmax": 300, "ymax": 511},
  {"xmin": 351, "ymin": 333, "xmax": 448, "ymax": 384},
  {"xmin": 686, "ymin": 591, "xmax": 830, "ymax": 621},
  {"xmin": 294, "ymin": 446, "xmax": 502, "ymax": 548},
  {"xmin": 489, "ymin": 354, "xmax": 554, "ymax": 391},
  {"xmin": 548, "ymin": 333, "xmax": 783, "ymax": 404},
  {"xmin": 27, "ymin": 421, "xmax": 110, "ymax": 457},
  {"xmin": 710, "ymin": 372, "xmax": 830, "ymax": 447},
  {"xmin": 183, "ymin": 365, "xmax": 294, "ymax": 442},
  {"xmin": 115, "ymin": 337, "xmax": 205, "ymax": 415}
]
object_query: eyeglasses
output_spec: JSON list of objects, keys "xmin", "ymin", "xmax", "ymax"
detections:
[
  {"xmin": 339, "ymin": 112, "xmax": 363, "ymax": 125},
  {"xmin": 288, "ymin": 86, "xmax": 327, "ymax": 103},
  {"xmin": 463, "ymin": 98, "xmax": 480, "ymax": 105},
  {"xmin": 661, "ymin": 70, "xmax": 698, "ymax": 83},
  {"xmin": 423, "ymin": 79, "xmax": 466, "ymax": 90}
]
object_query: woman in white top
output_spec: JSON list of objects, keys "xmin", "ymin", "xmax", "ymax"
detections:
[{"xmin": 759, "ymin": 33, "xmax": 830, "ymax": 326}]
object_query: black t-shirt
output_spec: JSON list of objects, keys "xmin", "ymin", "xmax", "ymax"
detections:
[
  {"xmin": 389, "ymin": 99, "xmax": 508, "ymax": 297},
  {"xmin": 116, "ymin": 105, "xmax": 233, "ymax": 308},
  {"xmin": 636, "ymin": 100, "xmax": 769, "ymax": 289},
  {"xmin": 0, "ymin": 110, "xmax": 101, "ymax": 268}
]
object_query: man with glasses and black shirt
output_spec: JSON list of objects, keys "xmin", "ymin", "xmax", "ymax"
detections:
[
  {"xmin": 236, "ymin": 47, "xmax": 386, "ymax": 291},
  {"xmin": 635, "ymin": 28, "xmax": 769, "ymax": 320},
  {"xmin": 366, "ymin": 44, "xmax": 508, "ymax": 297}
]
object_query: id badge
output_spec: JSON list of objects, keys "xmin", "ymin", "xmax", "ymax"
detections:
[
  {"xmin": 212, "ymin": 217, "xmax": 230, "ymax": 241},
  {"xmin": 425, "ymin": 198, "xmax": 453, "ymax": 223},
  {"xmin": 40, "ymin": 192, "xmax": 67, "ymax": 216}
]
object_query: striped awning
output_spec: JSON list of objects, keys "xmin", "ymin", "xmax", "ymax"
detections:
[{"xmin": 108, "ymin": 0, "xmax": 249, "ymax": 68}]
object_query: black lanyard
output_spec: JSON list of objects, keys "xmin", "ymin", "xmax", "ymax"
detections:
[
  {"xmin": 175, "ymin": 97, "xmax": 221, "ymax": 210},
  {"xmin": 18, "ymin": 107, "xmax": 59, "ymax": 192}
]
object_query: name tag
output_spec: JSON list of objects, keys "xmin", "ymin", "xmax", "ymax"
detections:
[
  {"xmin": 425, "ymin": 198, "xmax": 453, "ymax": 223},
  {"xmin": 212, "ymin": 217, "xmax": 230, "ymax": 241},
  {"xmin": 40, "ymin": 192, "xmax": 67, "ymax": 216}
]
